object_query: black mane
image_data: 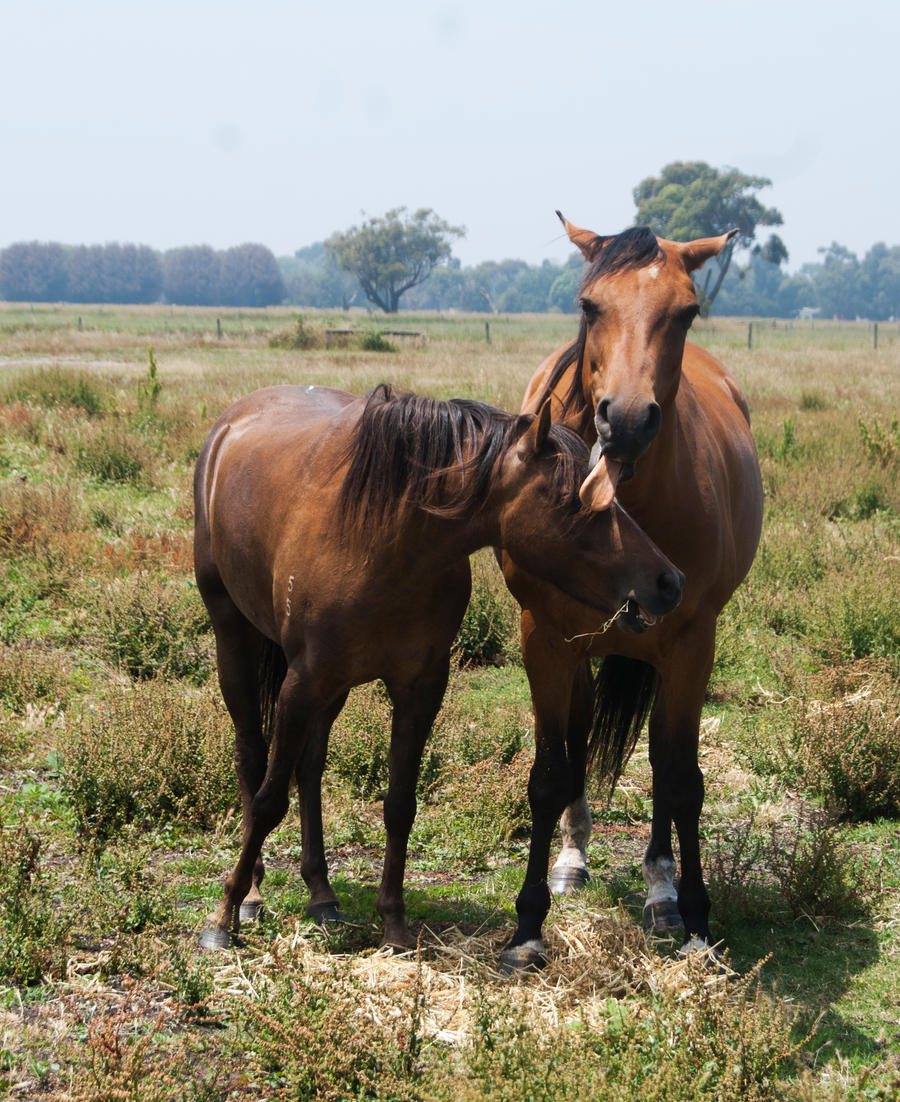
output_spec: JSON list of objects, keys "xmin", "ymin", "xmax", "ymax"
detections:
[
  {"xmin": 539, "ymin": 227, "xmax": 665, "ymax": 427},
  {"xmin": 338, "ymin": 383, "xmax": 588, "ymax": 533}
]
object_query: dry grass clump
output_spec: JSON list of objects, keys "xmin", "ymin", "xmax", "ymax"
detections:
[{"xmin": 215, "ymin": 911, "xmax": 804, "ymax": 1101}]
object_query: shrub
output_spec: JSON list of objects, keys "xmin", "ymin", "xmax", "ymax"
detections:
[
  {"xmin": 268, "ymin": 315, "xmax": 320, "ymax": 349},
  {"xmin": 793, "ymin": 661, "xmax": 900, "ymax": 820},
  {"xmin": 327, "ymin": 683, "xmax": 393, "ymax": 799},
  {"xmin": 358, "ymin": 331, "xmax": 396, "ymax": 352},
  {"xmin": 72, "ymin": 418, "xmax": 147, "ymax": 483},
  {"xmin": 0, "ymin": 365, "xmax": 105, "ymax": 416},
  {"xmin": 89, "ymin": 572, "xmax": 213, "ymax": 683},
  {"xmin": 61, "ymin": 679, "xmax": 237, "ymax": 851},
  {"xmin": 454, "ymin": 553, "xmax": 518, "ymax": 666},
  {"xmin": 0, "ymin": 819, "xmax": 66, "ymax": 984}
]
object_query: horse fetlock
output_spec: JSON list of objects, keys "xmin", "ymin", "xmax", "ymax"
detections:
[
  {"xmin": 306, "ymin": 900, "xmax": 345, "ymax": 925},
  {"xmin": 548, "ymin": 859, "xmax": 590, "ymax": 895},
  {"xmin": 499, "ymin": 938, "xmax": 547, "ymax": 974}
]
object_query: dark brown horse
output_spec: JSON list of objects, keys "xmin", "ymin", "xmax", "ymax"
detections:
[
  {"xmin": 194, "ymin": 383, "xmax": 683, "ymax": 951},
  {"xmin": 498, "ymin": 215, "xmax": 763, "ymax": 971}
]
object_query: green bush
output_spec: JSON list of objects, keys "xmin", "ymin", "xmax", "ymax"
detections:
[
  {"xmin": 358, "ymin": 331, "xmax": 396, "ymax": 352},
  {"xmin": 73, "ymin": 418, "xmax": 147, "ymax": 483},
  {"xmin": 0, "ymin": 819, "xmax": 66, "ymax": 985},
  {"xmin": 268, "ymin": 315, "xmax": 320, "ymax": 350},
  {"xmin": 89, "ymin": 573, "xmax": 213, "ymax": 683},
  {"xmin": 61, "ymin": 679, "xmax": 237, "ymax": 852},
  {"xmin": 454, "ymin": 554, "xmax": 518, "ymax": 666},
  {"xmin": 327, "ymin": 683, "xmax": 393, "ymax": 799},
  {"xmin": 1, "ymin": 366, "xmax": 105, "ymax": 416}
]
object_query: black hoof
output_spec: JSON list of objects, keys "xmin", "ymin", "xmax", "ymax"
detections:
[
  {"xmin": 239, "ymin": 899, "xmax": 263, "ymax": 923},
  {"xmin": 548, "ymin": 866, "xmax": 590, "ymax": 895},
  {"xmin": 198, "ymin": 925, "xmax": 231, "ymax": 951},
  {"xmin": 499, "ymin": 943, "xmax": 546, "ymax": 974},
  {"xmin": 642, "ymin": 899, "xmax": 683, "ymax": 931},
  {"xmin": 306, "ymin": 901, "xmax": 345, "ymax": 925}
]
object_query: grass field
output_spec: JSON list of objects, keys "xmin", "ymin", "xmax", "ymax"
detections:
[{"xmin": 0, "ymin": 304, "xmax": 898, "ymax": 1099}]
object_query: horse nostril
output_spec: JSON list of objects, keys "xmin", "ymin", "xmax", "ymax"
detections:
[
  {"xmin": 644, "ymin": 402, "xmax": 661, "ymax": 440},
  {"xmin": 657, "ymin": 568, "xmax": 684, "ymax": 604},
  {"xmin": 597, "ymin": 397, "xmax": 611, "ymax": 426}
]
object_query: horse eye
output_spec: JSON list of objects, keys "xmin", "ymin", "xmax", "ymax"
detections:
[
  {"xmin": 580, "ymin": 298, "xmax": 599, "ymax": 320},
  {"xmin": 680, "ymin": 306, "xmax": 699, "ymax": 329}
]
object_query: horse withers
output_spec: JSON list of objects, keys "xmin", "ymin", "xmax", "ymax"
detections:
[
  {"xmin": 194, "ymin": 383, "xmax": 683, "ymax": 953},
  {"xmin": 498, "ymin": 215, "xmax": 763, "ymax": 970}
]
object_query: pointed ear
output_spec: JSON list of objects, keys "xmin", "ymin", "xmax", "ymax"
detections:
[
  {"xmin": 516, "ymin": 400, "xmax": 552, "ymax": 461},
  {"xmin": 556, "ymin": 210, "xmax": 606, "ymax": 262},
  {"xmin": 670, "ymin": 228, "xmax": 739, "ymax": 272}
]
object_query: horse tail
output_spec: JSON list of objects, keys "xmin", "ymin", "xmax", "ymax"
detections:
[
  {"xmin": 587, "ymin": 656, "xmax": 658, "ymax": 794},
  {"xmin": 258, "ymin": 637, "xmax": 288, "ymax": 745}
]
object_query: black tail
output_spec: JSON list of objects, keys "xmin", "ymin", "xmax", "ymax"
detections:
[
  {"xmin": 587, "ymin": 655, "xmax": 658, "ymax": 794},
  {"xmin": 258, "ymin": 637, "xmax": 288, "ymax": 745}
]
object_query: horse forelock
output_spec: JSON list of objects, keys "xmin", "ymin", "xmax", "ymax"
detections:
[
  {"xmin": 579, "ymin": 226, "xmax": 665, "ymax": 292},
  {"xmin": 535, "ymin": 228, "xmax": 666, "ymax": 422}
]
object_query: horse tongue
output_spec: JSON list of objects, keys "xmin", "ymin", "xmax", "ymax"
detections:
[{"xmin": 579, "ymin": 454, "xmax": 623, "ymax": 510}]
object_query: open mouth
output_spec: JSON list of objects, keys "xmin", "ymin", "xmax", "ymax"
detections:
[{"xmin": 621, "ymin": 598, "xmax": 658, "ymax": 633}]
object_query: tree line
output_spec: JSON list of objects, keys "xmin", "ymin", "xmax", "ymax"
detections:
[
  {"xmin": 2, "ymin": 159, "xmax": 899, "ymax": 318},
  {"xmin": 0, "ymin": 241, "xmax": 286, "ymax": 307}
]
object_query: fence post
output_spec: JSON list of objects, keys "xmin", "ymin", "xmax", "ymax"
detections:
[
  {"xmin": 217, "ymin": 318, "xmax": 223, "ymax": 340},
  {"xmin": 747, "ymin": 322, "xmax": 753, "ymax": 349},
  {"xmin": 874, "ymin": 322, "xmax": 878, "ymax": 350},
  {"xmin": 485, "ymin": 321, "xmax": 491, "ymax": 344}
]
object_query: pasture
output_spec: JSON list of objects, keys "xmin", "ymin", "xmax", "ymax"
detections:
[{"xmin": 0, "ymin": 304, "xmax": 898, "ymax": 1100}]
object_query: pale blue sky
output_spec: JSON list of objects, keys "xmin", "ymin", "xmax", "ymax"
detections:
[{"xmin": 1, "ymin": 0, "xmax": 895, "ymax": 271}]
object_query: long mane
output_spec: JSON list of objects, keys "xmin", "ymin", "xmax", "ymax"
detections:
[
  {"xmin": 338, "ymin": 383, "xmax": 588, "ymax": 534},
  {"xmin": 536, "ymin": 226, "xmax": 665, "ymax": 425}
]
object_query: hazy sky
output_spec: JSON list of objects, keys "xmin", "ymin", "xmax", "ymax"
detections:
[{"xmin": 2, "ymin": 0, "xmax": 895, "ymax": 272}]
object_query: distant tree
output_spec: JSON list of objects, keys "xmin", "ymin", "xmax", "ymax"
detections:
[
  {"xmin": 163, "ymin": 246, "xmax": 222, "ymax": 305},
  {"xmin": 0, "ymin": 241, "xmax": 68, "ymax": 301},
  {"xmin": 632, "ymin": 161, "xmax": 783, "ymax": 311},
  {"xmin": 219, "ymin": 243, "xmax": 285, "ymax": 307},
  {"xmin": 813, "ymin": 243, "xmax": 863, "ymax": 319},
  {"xmin": 280, "ymin": 242, "xmax": 360, "ymax": 309},
  {"xmin": 326, "ymin": 207, "xmax": 465, "ymax": 313},
  {"xmin": 860, "ymin": 242, "xmax": 900, "ymax": 320}
]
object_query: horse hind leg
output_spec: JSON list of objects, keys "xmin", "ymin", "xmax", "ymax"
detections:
[{"xmin": 200, "ymin": 667, "xmax": 308, "ymax": 949}]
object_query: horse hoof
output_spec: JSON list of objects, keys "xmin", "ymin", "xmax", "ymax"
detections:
[
  {"xmin": 678, "ymin": 937, "xmax": 727, "ymax": 971},
  {"xmin": 642, "ymin": 899, "xmax": 682, "ymax": 931},
  {"xmin": 548, "ymin": 866, "xmax": 590, "ymax": 895},
  {"xmin": 198, "ymin": 925, "xmax": 231, "ymax": 951},
  {"xmin": 306, "ymin": 901, "xmax": 345, "ymax": 925},
  {"xmin": 239, "ymin": 900, "xmax": 263, "ymax": 923},
  {"xmin": 499, "ymin": 941, "xmax": 546, "ymax": 974}
]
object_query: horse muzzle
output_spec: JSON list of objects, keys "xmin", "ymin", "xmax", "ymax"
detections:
[
  {"xmin": 593, "ymin": 395, "xmax": 661, "ymax": 468},
  {"xmin": 621, "ymin": 566, "xmax": 684, "ymax": 633}
]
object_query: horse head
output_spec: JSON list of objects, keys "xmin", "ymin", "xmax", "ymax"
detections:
[
  {"xmin": 558, "ymin": 212, "xmax": 737, "ymax": 507},
  {"xmin": 499, "ymin": 402, "xmax": 683, "ymax": 629}
]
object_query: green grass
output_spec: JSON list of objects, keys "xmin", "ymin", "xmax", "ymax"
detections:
[{"xmin": 0, "ymin": 305, "xmax": 898, "ymax": 1099}]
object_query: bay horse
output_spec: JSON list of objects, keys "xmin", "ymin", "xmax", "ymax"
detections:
[
  {"xmin": 194, "ymin": 383, "xmax": 683, "ymax": 952},
  {"xmin": 497, "ymin": 214, "xmax": 763, "ymax": 971}
]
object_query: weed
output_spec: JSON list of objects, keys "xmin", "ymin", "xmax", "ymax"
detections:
[
  {"xmin": 0, "ymin": 365, "xmax": 105, "ymax": 416},
  {"xmin": 61, "ymin": 679, "xmax": 236, "ymax": 852},
  {"xmin": 268, "ymin": 314, "xmax": 320, "ymax": 349},
  {"xmin": 0, "ymin": 818, "xmax": 66, "ymax": 984},
  {"xmin": 137, "ymin": 345, "xmax": 162, "ymax": 414},
  {"xmin": 88, "ymin": 572, "xmax": 212, "ymax": 682},
  {"xmin": 358, "ymin": 330, "xmax": 396, "ymax": 352},
  {"xmin": 858, "ymin": 413, "xmax": 899, "ymax": 468}
]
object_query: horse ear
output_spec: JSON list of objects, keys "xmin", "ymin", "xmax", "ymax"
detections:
[
  {"xmin": 673, "ymin": 228, "xmax": 739, "ymax": 272},
  {"xmin": 517, "ymin": 400, "xmax": 552, "ymax": 461},
  {"xmin": 556, "ymin": 210, "xmax": 606, "ymax": 262}
]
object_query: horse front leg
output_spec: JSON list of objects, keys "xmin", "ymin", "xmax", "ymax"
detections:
[
  {"xmin": 200, "ymin": 668, "xmax": 308, "ymax": 949},
  {"xmin": 501, "ymin": 620, "xmax": 581, "ymax": 971},
  {"xmin": 377, "ymin": 657, "xmax": 451, "ymax": 950},
  {"xmin": 645, "ymin": 628, "xmax": 715, "ymax": 948},
  {"xmin": 548, "ymin": 658, "xmax": 593, "ymax": 894}
]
